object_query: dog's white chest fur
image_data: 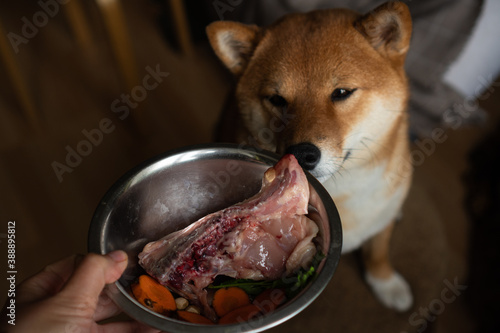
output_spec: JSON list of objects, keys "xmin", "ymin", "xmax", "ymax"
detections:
[{"xmin": 322, "ymin": 162, "xmax": 405, "ymax": 253}]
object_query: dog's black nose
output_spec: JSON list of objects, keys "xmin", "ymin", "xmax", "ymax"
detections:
[{"xmin": 285, "ymin": 143, "xmax": 321, "ymax": 171}]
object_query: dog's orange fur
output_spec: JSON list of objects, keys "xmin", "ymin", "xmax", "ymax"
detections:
[{"xmin": 208, "ymin": 1, "xmax": 414, "ymax": 311}]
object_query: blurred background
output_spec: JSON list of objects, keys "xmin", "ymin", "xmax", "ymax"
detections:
[{"xmin": 0, "ymin": 1, "xmax": 499, "ymax": 332}]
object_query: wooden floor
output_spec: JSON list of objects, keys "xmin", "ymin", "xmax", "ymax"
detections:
[
  {"xmin": 0, "ymin": 0, "xmax": 229, "ymax": 301},
  {"xmin": 0, "ymin": 1, "xmax": 499, "ymax": 332}
]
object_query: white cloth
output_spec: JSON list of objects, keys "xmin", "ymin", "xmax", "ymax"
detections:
[{"xmin": 443, "ymin": 0, "xmax": 500, "ymax": 100}]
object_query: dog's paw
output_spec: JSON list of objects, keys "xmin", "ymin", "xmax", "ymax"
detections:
[{"xmin": 365, "ymin": 271, "xmax": 413, "ymax": 312}]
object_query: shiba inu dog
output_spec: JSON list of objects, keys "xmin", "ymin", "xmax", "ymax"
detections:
[{"xmin": 207, "ymin": 1, "xmax": 413, "ymax": 311}]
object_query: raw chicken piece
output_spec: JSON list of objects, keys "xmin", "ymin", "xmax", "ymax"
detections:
[{"xmin": 138, "ymin": 155, "xmax": 318, "ymax": 319}]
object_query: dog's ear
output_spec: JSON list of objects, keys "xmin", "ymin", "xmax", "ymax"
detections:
[
  {"xmin": 206, "ymin": 21, "xmax": 261, "ymax": 76},
  {"xmin": 354, "ymin": 1, "xmax": 412, "ymax": 62}
]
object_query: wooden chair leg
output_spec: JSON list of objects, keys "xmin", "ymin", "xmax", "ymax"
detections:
[
  {"xmin": 169, "ymin": 0, "xmax": 193, "ymax": 56},
  {"xmin": 63, "ymin": 0, "xmax": 93, "ymax": 50},
  {"xmin": 95, "ymin": 0, "xmax": 149, "ymax": 136},
  {"xmin": 95, "ymin": 0, "xmax": 139, "ymax": 92}
]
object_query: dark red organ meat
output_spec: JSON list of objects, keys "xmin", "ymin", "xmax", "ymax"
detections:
[{"xmin": 138, "ymin": 155, "xmax": 318, "ymax": 319}]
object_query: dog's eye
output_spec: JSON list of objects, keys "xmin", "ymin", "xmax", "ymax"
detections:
[
  {"xmin": 267, "ymin": 95, "xmax": 288, "ymax": 108},
  {"xmin": 331, "ymin": 88, "xmax": 356, "ymax": 102}
]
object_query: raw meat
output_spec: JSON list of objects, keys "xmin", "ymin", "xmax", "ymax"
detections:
[{"xmin": 138, "ymin": 154, "xmax": 318, "ymax": 319}]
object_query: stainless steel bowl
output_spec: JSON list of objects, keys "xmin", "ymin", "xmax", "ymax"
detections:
[{"xmin": 88, "ymin": 144, "xmax": 342, "ymax": 333}]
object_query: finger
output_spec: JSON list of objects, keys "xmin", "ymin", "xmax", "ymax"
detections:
[
  {"xmin": 58, "ymin": 251, "xmax": 128, "ymax": 317},
  {"xmin": 16, "ymin": 254, "xmax": 82, "ymax": 303}
]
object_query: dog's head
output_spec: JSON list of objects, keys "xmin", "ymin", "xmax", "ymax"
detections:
[{"xmin": 207, "ymin": 2, "xmax": 412, "ymax": 181}]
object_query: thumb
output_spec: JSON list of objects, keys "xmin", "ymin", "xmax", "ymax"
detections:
[{"xmin": 57, "ymin": 251, "xmax": 128, "ymax": 315}]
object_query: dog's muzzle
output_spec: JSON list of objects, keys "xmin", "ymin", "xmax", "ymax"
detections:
[{"xmin": 284, "ymin": 143, "xmax": 321, "ymax": 171}]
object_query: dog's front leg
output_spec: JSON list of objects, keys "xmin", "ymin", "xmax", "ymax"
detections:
[{"xmin": 362, "ymin": 221, "xmax": 413, "ymax": 312}]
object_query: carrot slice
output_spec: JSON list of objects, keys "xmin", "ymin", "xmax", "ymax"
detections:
[
  {"xmin": 218, "ymin": 304, "xmax": 262, "ymax": 325},
  {"xmin": 131, "ymin": 274, "xmax": 176, "ymax": 313},
  {"xmin": 212, "ymin": 287, "xmax": 251, "ymax": 317},
  {"xmin": 253, "ymin": 288, "xmax": 286, "ymax": 314},
  {"xmin": 177, "ymin": 310, "xmax": 214, "ymax": 325}
]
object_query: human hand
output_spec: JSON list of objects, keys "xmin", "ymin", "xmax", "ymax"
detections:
[{"xmin": 1, "ymin": 251, "xmax": 161, "ymax": 333}]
